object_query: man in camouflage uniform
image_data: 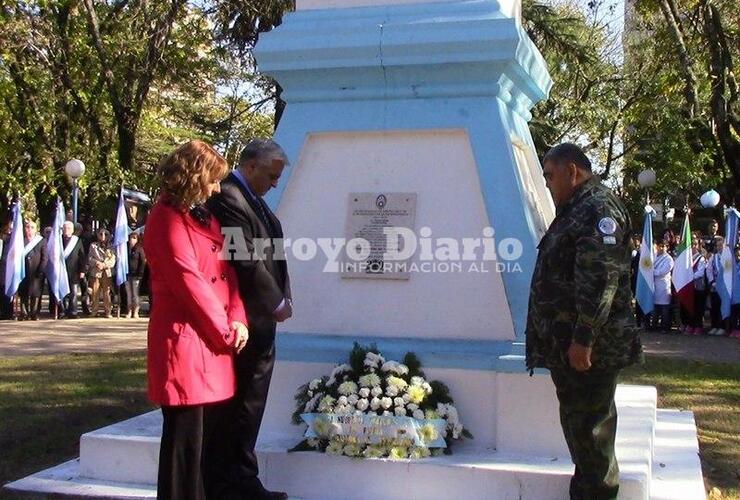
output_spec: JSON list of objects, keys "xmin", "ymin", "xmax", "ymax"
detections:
[{"xmin": 526, "ymin": 143, "xmax": 643, "ymax": 500}]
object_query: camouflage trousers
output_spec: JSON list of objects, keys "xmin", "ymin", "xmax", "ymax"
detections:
[{"xmin": 550, "ymin": 368, "xmax": 620, "ymax": 500}]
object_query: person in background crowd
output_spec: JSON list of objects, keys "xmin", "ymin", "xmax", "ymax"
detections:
[
  {"xmin": 42, "ymin": 226, "xmax": 54, "ymax": 317},
  {"xmin": 62, "ymin": 221, "xmax": 86, "ymax": 319},
  {"xmin": 630, "ymin": 233, "xmax": 645, "ymax": 327},
  {"xmin": 125, "ymin": 232, "xmax": 146, "ymax": 318},
  {"xmin": 685, "ymin": 234, "xmax": 707, "ymax": 335},
  {"xmin": 661, "ymin": 228, "xmax": 677, "ymax": 257},
  {"xmin": 706, "ymin": 236, "xmax": 726, "ymax": 336},
  {"xmin": 75, "ymin": 222, "xmax": 92, "ymax": 316},
  {"xmin": 0, "ymin": 220, "xmax": 12, "ymax": 319},
  {"xmin": 652, "ymin": 239, "xmax": 674, "ymax": 333},
  {"xmin": 18, "ymin": 220, "xmax": 47, "ymax": 321},
  {"xmin": 88, "ymin": 228, "xmax": 116, "ymax": 318},
  {"xmin": 702, "ymin": 219, "xmax": 720, "ymax": 254}
]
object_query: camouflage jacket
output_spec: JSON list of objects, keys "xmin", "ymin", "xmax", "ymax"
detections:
[{"xmin": 525, "ymin": 177, "xmax": 643, "ymax": 373}]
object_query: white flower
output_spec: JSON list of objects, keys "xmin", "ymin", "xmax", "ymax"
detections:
[
  {"xmin": 394, "ymin": 406, "xmax": 406, "ymax": 416},
  {"xmin": 393, "ymin": 397, "xmax": 405, "ymax": 407},
  {"xmin": 308, "ymin": 378, "xmax": 322, "ymax": 391},
  {"xmin": 436, "ymin": 402, "xmax": 448, "ymax": 417},
  {"xmin": 413, "ymin": 409, "xmax": 425, "ymax": 420},
  {"xmin": 338, "ymin": 381, "xmax": 358, "ymax": 396},
  {"xmin": 327, "ymin": 364, "xmax": 351, "ymax": 386},
  {"xmin": 356, "ymin": 398, "xmax": 369, "ymax": 411},
  {"xmin": 358, "ymin": 387, "xmax": 370, "ymax": 398},
  {"xmin": 452, "ymin": 423, "xmax": 463, "ymax": 439},
  {"xmin": 337, "ymin": 395, "xmax": 348, "ymax": 406},
  {"xmin": 407, "ymin": 403, "xmax": 418, "ymax": 412},
  {"xmin": 410, "ymin": 376, "xmax": 425, "ymax": 386},
  {"xmin": 382, "ymin": 410, "xmax": 392, "ymax": 416},
  {"xmin": 402, "ymin": 393, "xmax": 411, "ymax": 403},
  {"xmin": 304, "ymin": 393, "xmax": 323, "ymax": 413},
  {"xmin": 380, "ymin": 397, "xmax": 393, "ymax": 409},
  {"xmin": 370, "ymin": 397, "xmax": 381, "ymax": 411},
  {"xmin": 422, "ymin": 382, "xmax": 432, "ymax": 394},
  {"xmin": 347, "ymin": 394, "xmax": 359, "ymax": 406},
  {"xmin": 363, "ymin": 352, "xmax": 386, "ymax": 371},
  {"xmin": 385, "ymin": 385, "xmax": 399, "ymax": 397},
  {"xmin": 380, "ymin": 361, "xmax": 408, "ymax": 375},
  {"xmin": 370, "ymin": 386, "xmax": 383, "ymax": 397},
  {"xmin": 307, "ymin": 390, "xmax": 313, "ymax": 397},
  {"xmin": 335, "ymin": 405, "xmax": 352, "ymax": 415},
  {"xmin": 359, "ymin": 373, "xmax": 382, "ymax": 388}
]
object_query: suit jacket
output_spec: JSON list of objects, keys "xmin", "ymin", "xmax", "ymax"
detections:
[
  {"xmin": 63, "ymin": 236, "xmax": 86, "ymax": 285},
  {"xmin": 144, "ymin": 198, "xmax": 247, "ymax": 406},
  {"xmin": 87, "ymin": 242, "xmax": 116, "ymax": 278},
  {"xmin": 21, "ymin": 237, "xmax": 48, "ymax": 296},
  {"xmin": 208, "ymin": 172, "xmax": 291, "ymax": 340}
]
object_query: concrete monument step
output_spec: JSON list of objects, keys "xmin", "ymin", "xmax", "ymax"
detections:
[{"xmin": 5, "ymin": 385, "xmax": 699, "ymax": 500}]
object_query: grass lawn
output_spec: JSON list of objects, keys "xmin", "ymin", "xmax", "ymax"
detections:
[
  {"xmin": 621, "ymin": 356, "xmax": 740, "ymax": 499},
  {"xmin": 0, "ymin": 352, "xmax": 737, "ymax": 499},
  {"xmin": 0, "ymin": 351, "xmax": 153, "ymax": 497}
]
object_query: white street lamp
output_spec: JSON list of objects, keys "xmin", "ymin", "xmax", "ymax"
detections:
[
  {"xmin": 700, "ymin": 189, "xmax": 720, "ymax": 208},
  {"xmin": 64, "ymin": 159, "xmax": 86, "ymax": 224}
]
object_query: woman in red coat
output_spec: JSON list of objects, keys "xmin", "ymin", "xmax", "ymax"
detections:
[{"xmin": 145, "ymin": 140, "xmax": 248, "ymax": 500}]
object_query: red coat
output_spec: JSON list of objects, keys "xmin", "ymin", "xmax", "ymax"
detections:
[{"xmin": 144, "ymin": 199, "xmax": 247, "ymax": 406}]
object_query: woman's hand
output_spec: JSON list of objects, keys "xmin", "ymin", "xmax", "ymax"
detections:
[{"xmin": 230, "ymin": 321, "xmax": 249, "ymax": 354}]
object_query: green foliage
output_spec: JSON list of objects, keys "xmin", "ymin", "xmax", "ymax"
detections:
[
  {"xmin": 0, "ymin": 0, "xmax": 289, "ymax": 222},
  {"xmin": 348, "ymin": 341, "xmax": 380, "ymax": 375}
]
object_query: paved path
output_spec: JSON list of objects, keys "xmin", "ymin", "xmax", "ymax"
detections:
[
  {"xmin": 0, "ymin": 317, "xmax": 147, "ymax": 356},
  {"xmin": 640, "ymin": 330, "xmax": 740, "ymax": 365},
  {"xmin": 0, "ymin": 318, "xmax": 738, "ymax": 364}
]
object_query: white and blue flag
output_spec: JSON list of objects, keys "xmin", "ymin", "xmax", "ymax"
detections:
[
  {"xmin": 46, "ymin": 198, "xmax": 70, "ymax": 302},
  {"xmin": 718, "ymin": 207, "xmax": 739, "ymax": 319},
  {"xmin": 635, "ymin": 206, "xmax": 656, "ymax": 316},
  {"xmin": 113, "ymin": 189, "xmax": 130, "ymax": 287},
  {"xmin": 4, "ymin": 200, "xmax": 25, "ymax": 298}
]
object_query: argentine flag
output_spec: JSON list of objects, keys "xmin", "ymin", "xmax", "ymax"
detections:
[
  {"xmin": 4, "ymin": 200, "xmax": 25, "ymax": 298},
  {"xmin": 113, "ymin": 189, "xmax": 130, "ymax": 287},
  {"xmin": 46, "ymin": 199, "xmax": 70, "ymax": 302},
  {"xmin": 635, "ymin": 206, "xmax": 656, "ymax": 316},
  {"xmin": 718, "ymin": 207, "xmax": 739, "ymax": 319}
]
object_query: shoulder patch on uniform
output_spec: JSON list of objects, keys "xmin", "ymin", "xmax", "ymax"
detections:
[{"xmin": 598, "ymin": 217, "xmax": 618, "ymax": 235}]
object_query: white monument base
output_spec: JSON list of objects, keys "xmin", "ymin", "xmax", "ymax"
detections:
[{"xmin": 5, "ymin": 384, "xmax": 706, "ymax": 500}]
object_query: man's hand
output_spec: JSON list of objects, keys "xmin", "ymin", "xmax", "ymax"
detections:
[
  {"xmin": 79, "ymin": 273, "xmax": 85, "ymax": 279},
  {"xmin": 230, "ymin": 321, "xmax": 249, "ymax": 354},
  {"xmin": 274, "ymin": 299, "xmax": 293, "ymax": 322},
  {"xmin": 568, "ymin": 342, "xmax": 592, "ymax": 372}
]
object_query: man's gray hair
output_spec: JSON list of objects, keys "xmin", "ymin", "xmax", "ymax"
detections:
[{"xmin": 239, "ymin": 139, "xmax": 289, "ymax": 168}]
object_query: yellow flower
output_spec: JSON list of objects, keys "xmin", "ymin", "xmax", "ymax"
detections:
[
  {"xmin": 389, "ymin": 446, "xmax": 408, "ymax": 460},
  {"xmin": 418, "ymin": 424, "xmax": 438, "ymax": 444},
  {"xmin": 343, "ymin": 443, "xmax": 362, "ymax": 457},
  {"xmin": 407, "ymin": 385, "xmax": 426, "ymax": 404},
  {"xmin": 363, "ymin": 445, "xmax": 386, "ymax": 458},
  {"xmin": 386, "ymin": 375, "xmax": 408, "ymax": 390},
  {"xmin": 409, "ymin": 446, "xmax": 431, "ymax": 459},
  {"xmin": 326, "ymin": 439, "xmax": 344, "ymax": 455}
]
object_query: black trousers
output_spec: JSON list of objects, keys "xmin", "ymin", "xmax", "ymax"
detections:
[
  {"xmin": 230, "ymin": 330, "xmax": 276, "ymax": 489},
  {"xmin": 550, "ymin": 368, "xmax": 620, "ymax": 500},
  {"xmin": 690, "ymin": 290, "xmax": 707, "ymax": 328},
  {"xmin": 158, "ymin": 401, "xmax": 232, "ymax": 500},
  {"xmin": 709, "ymin": 292, "xmax": 723, "ymax": 329}
]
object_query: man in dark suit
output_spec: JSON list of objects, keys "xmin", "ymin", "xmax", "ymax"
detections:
[
  {"xmin": 61, "ymin": 221, "xmax": 86, "ymax": 318},
  {"xmin": 0, "ymin": 220, "xmax": 12, "ymax": 319},
  {"xmin": 208, "ymin": 139, "xmax": 292, "ymax": 500},
  {"xmin": 18, "ymin": 220, "xmax": 47, "ymax": 320}
]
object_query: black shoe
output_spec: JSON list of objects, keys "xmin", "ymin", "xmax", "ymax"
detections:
[{"xmin": 238, "ymin": 478, "xmax": 288, "ymax": 500}]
